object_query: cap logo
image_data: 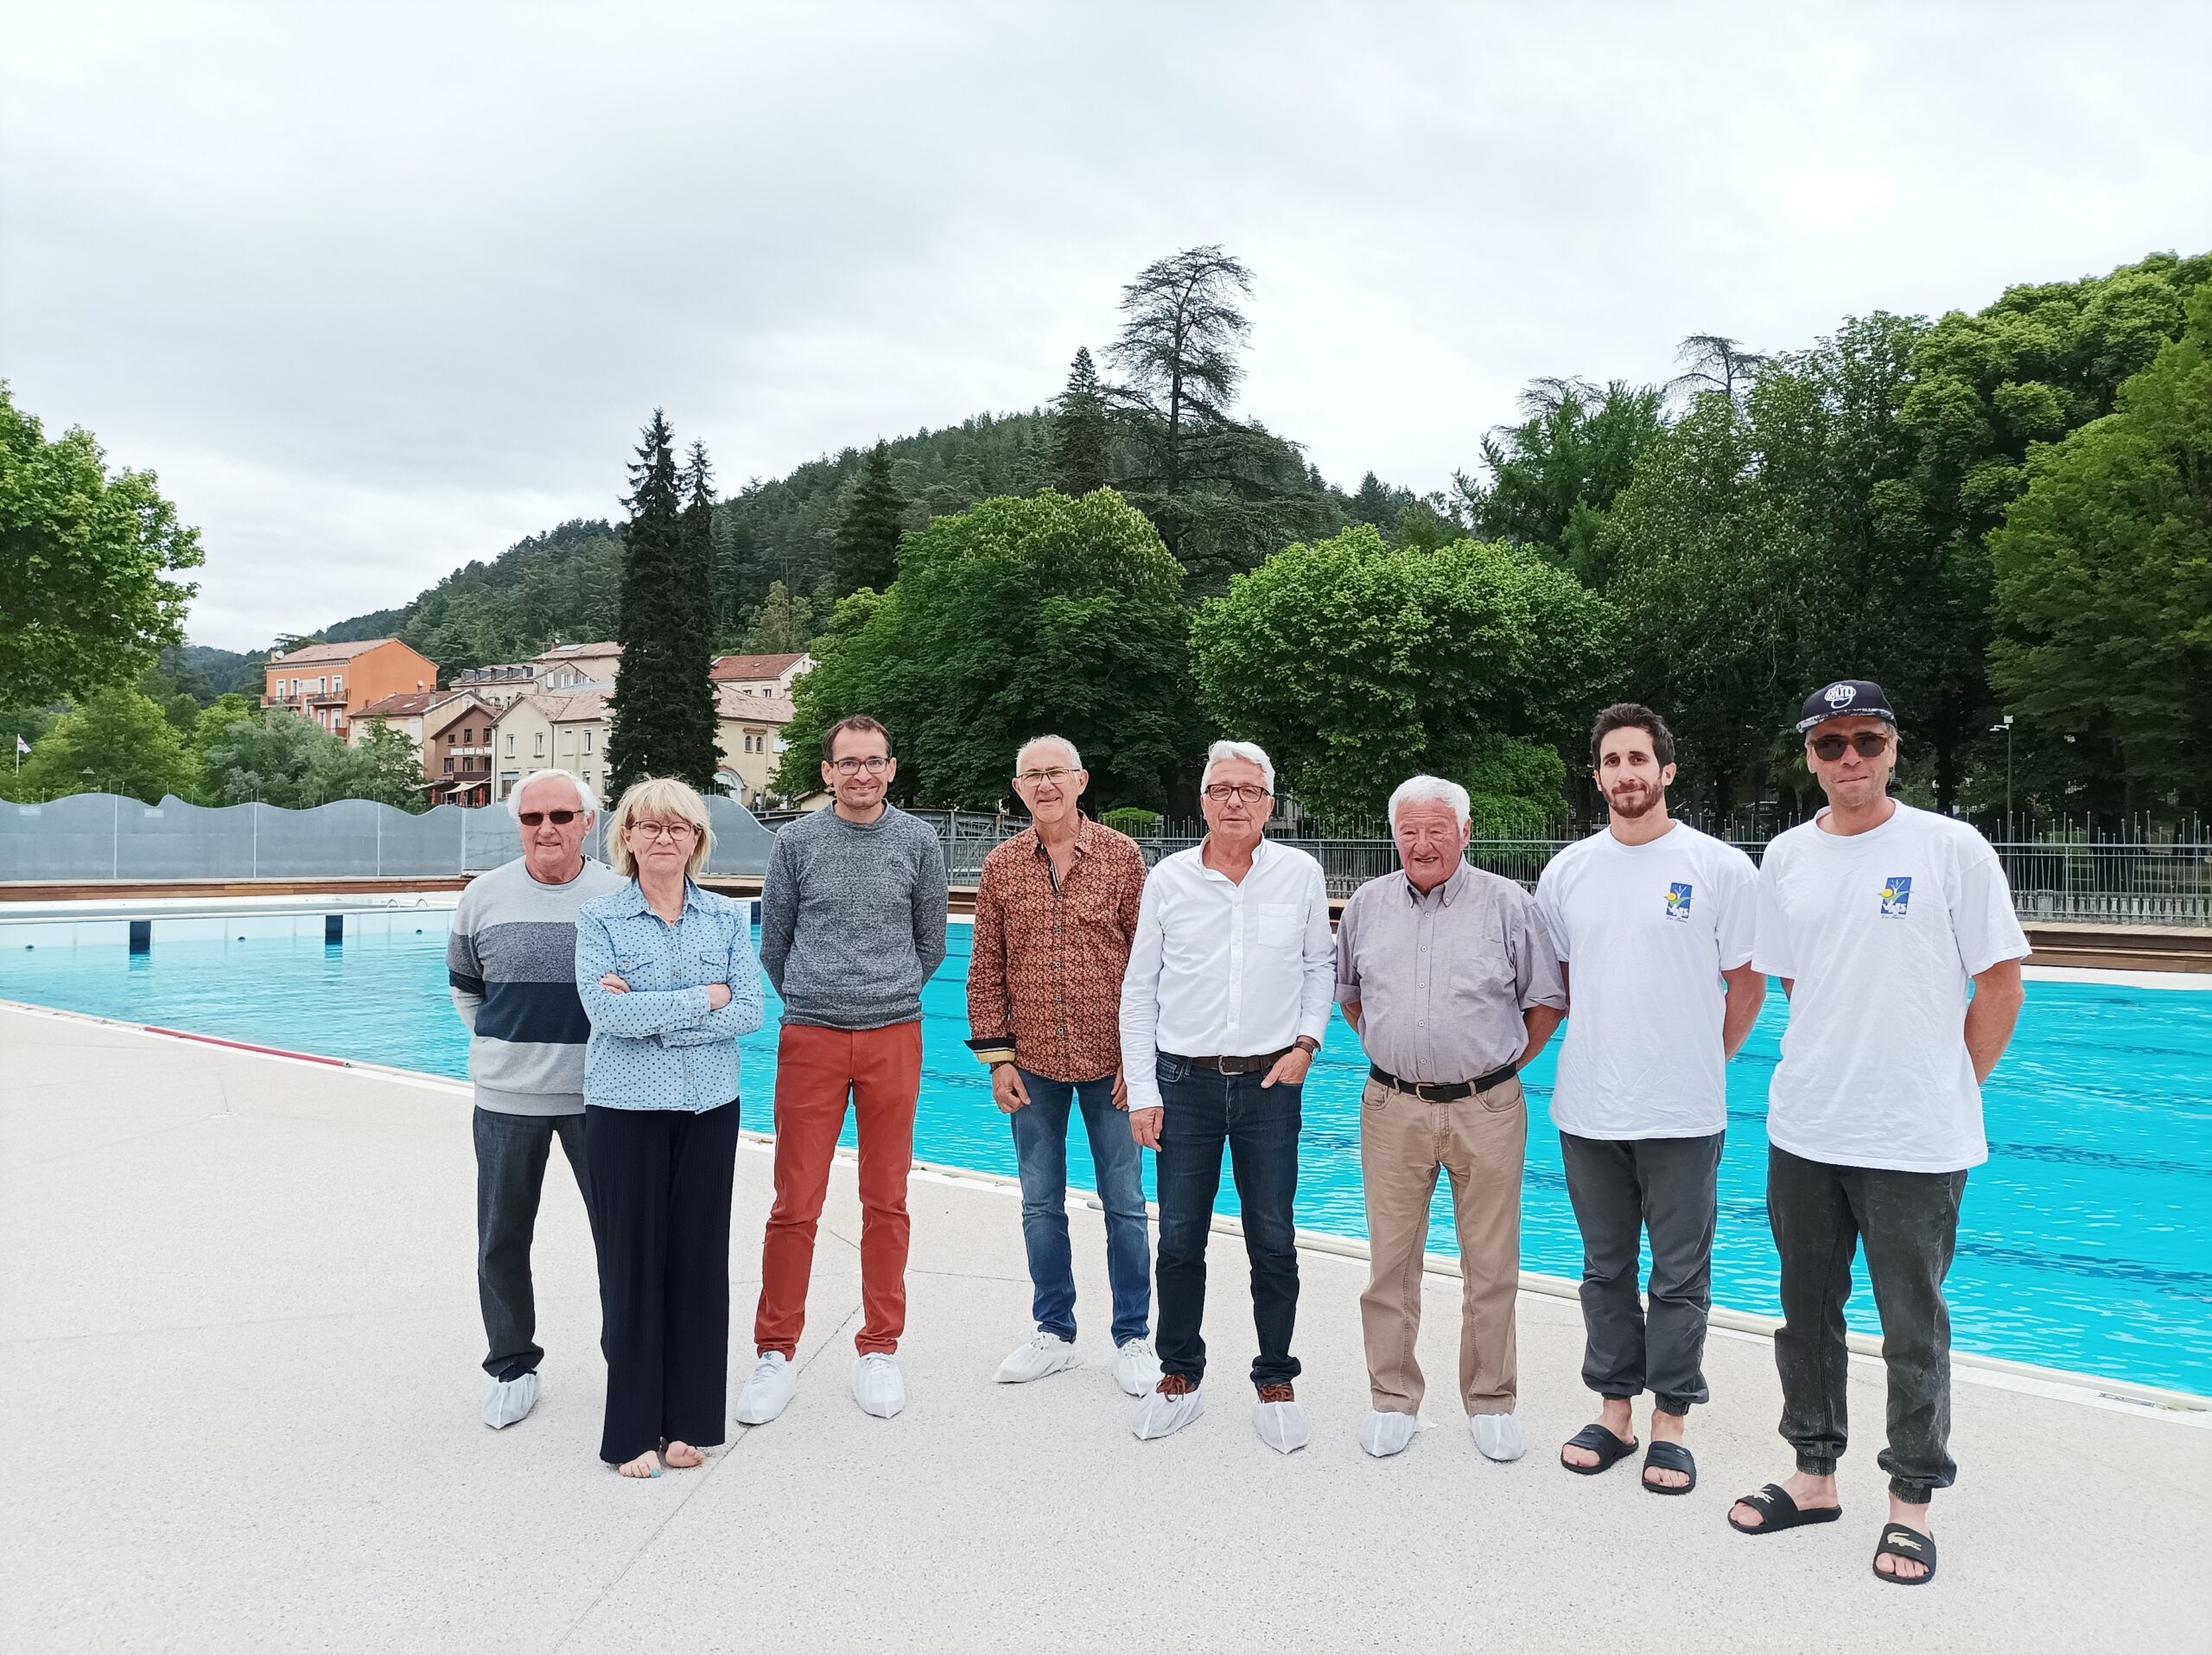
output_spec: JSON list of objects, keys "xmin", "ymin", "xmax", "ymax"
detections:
[{"xmin": 1824, "ymin": 683, "xmax": 1857, "ymax": 708}]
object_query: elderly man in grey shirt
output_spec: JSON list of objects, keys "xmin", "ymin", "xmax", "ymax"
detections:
[{"xmin": 1336, "ymin": 774, "xmax": 1567, "ymax": 1464}]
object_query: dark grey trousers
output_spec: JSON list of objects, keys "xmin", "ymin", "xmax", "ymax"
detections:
[
  {"xmin": 1768, "ymin": 1144, "xmax": 1967, "ymax": 1504},
  {"xmin": 474, "ymin": 1107, "xmax": 591, "ymax": 1382},
  {"xmin": 1559, "ymin": 1130, "xmax": 1722, "ymax": 1416}
]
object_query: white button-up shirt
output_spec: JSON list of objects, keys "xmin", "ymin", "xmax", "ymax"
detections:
[{"xmin": 1118, "ymin": 837, "xmax": 1336, "ymax": 1112}]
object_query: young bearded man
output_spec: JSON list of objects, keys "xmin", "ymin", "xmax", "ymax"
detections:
[{"xmin": 1535, "ymin": 704, "xmax": 1764, "ymax": 1494}]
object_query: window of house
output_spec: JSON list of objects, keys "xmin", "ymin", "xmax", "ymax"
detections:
[
  {"xmin": 333, "ymin": 675, "xmax": 343, "ymax": 693},
  {"xmin": 534, "ymin": 732, "xmax": 544, "ymax": 756},
  {"xmin": 443, "ymin": 756, "xmax": 454, "ymax": 773},
  {"xmin": 582, "ymin": 729, "xmax": 592, "ymax": 753},
  {"xmin": 505, "ymin": 732, "xmax": 515, "ymax": 755}
]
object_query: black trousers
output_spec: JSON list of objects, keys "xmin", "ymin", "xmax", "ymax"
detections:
[
  {"xmin": 1768, "ymin": 1143, "xmax": 1967, "ymax": 1503},
  {"xmin": 1558, "ymin": 1130, "xmax": 1722, "ymax": 1416},
  {"xmin": 585, "ymin": 1101, "xmax": 741, "ymax": 1465},
  {"xmin": 474, "ymin": 1108, "xmax": 593, "ymax": 1380}
]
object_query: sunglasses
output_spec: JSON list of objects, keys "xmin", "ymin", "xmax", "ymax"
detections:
[
  {"xmin": 517, "ymin": 810, "xmax": 580, "ymax": 826},
  {"xmin": 1809, "ymin": 731, "xmax": 1891, "ymax": 761}
]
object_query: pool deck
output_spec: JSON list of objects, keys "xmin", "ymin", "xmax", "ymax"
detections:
[{"xmin": 3, "ymin": 1003, "xmax": 2208, "ymax": 1653}]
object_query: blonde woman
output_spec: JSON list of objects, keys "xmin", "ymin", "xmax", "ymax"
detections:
[{"xmin": 575, "ymin": 777, "xmax": 765, "ymax": 1478}]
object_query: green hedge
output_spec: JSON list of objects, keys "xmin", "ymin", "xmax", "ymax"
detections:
[{"xmin": 1099, "ymin": 806, "xmax": 1161, "ymax": 837}]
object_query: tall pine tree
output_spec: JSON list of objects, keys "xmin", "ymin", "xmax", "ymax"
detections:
[
  {"xmin": 1051, "ymin": 347, "xmax": 1109, "ymax": 495},
  {"xmin": 831, "ymin": 441, "xmax": 908, "ymax": 595},
  {"xmin": 605, "ymin": 411, "xmax": 721, "ymax": 796}
]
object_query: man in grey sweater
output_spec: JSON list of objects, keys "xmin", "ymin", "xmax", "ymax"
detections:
[
  {"xmin": 447, "ymin": 770, "xmax": 623, "ymax": 1429},
  {"xmin": 739, "ymin": 715, "xmax": 948, "ymax": 1423}
]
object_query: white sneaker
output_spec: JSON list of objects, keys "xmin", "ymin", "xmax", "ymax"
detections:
[
  {"xmin": 852, "ymin": 1353, "xmax": 906, "ymax": 1418},
  {"xmin": 1113, "ymin": 1337, "xmax": 1163, "ymax": 1397},
  {"xmin": 1253, "ymin": 1396, "xmax": 1310, "ymax": 1454},
  {"xmin": 1470, "ymin": 1410, "xmax": 1525, "ymax": 1461},
  {"xmin": 1360, "ymin": 1408, "xmax": 1421, "ymax": 1458},
  {"xmin": 480, "ymin": 1371, "xmax": 539, "ymax": 1429},
  {"xmin": 995, "ymin": 1332, "xmax": 1079, "ymax": 1384},
  {"xmin": 1131, "ymin": 1379, "xmax": 1204, "ymax": 1440},
  {"xmin": 734, "ymin": 1351, "xmax": 797, "ymax": 1425}
]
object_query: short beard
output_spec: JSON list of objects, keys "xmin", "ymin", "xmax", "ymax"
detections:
[{"xmin": 1606, "ymin": 783, "xmax": 1662, "ymax": 821}]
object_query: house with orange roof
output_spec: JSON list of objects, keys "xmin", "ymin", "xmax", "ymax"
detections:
[
  {"xmin": 263, "ymin": 639, "xmax": 440, "ymax": 741},
  {"xmin": 349, "ymin": 689, "xmax": 499, "ymax": 807}
]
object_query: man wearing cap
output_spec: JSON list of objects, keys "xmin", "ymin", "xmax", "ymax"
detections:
[
  {"xmin": 1726, "ymin": 679, "xmax": 2027, "ymax": 1588},
  {"xmin": 1336, "ymin": 774, "xmax": 1567, "ymax": 1466}
]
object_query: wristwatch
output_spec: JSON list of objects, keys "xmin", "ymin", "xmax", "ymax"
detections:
[{"xmin": 1293, "ymin": 1035, "xmax": 1320, "ymax": 1055}]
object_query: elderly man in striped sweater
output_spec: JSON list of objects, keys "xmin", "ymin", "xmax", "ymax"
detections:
[{"xmin": 448, "ymin": 770, "xmax": 623, "ymax": 1429}]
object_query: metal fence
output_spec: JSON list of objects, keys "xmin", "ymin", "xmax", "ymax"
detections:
[
  {"xmin": 0, "ymin": 793, "xmax": 779, "ymax": 882},
  {"xmin": 915, "ymin": 812, "xmax": 2212, "ymax": 926}
]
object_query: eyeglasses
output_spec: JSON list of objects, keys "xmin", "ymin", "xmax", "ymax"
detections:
[
  {"xmin": 1015, "ymin": 767, "xmax": 1075, "ymax": 784},
  {"xmin": 626, "ymin": 820, "xmax": 697, "ymax": 841},
  {"xmin": 516, "ymin": 810, "xmax": 579, "ymax": 827},
  {"xmin": 1202, "ymin": 783, "xmax": 1272, "ymax": 805},
  {"xmin": 1809, "ymin": 731, "xmax": 1891, "ymax": 761},
  {"xmin": 829, "ymin": 756, "xmax": 893, "ymax": 775}
]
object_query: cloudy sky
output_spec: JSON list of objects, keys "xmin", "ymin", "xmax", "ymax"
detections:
[{"xmin": 7, "ymin": 1, "xmax": 2209, "ymax": 650}]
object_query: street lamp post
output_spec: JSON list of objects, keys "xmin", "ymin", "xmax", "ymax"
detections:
[{"xmin": 1988, "ymin": 715, "xmax": 2015, "ymax": 836}]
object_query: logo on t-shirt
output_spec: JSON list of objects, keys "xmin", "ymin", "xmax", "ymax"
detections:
[
  {"xmin": 1665, "ymin": 882, "xmax": 1693, "ymax": 921},
  {"xmin": 1880, "ymin": 875, "xmax": 1912, "ymax": 917}
]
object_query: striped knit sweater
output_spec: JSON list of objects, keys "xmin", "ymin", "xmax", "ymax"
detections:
[{"xmin": 448, "ymin": 856, "xmax": 626, "ymax": 1116}]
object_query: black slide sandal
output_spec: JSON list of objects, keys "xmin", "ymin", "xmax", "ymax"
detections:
[
  {"xmin": 1641, "ymin": 1440, "xmax": 1696, "ymax": 1495},
  {"xmin": 1559, "ymin": 1423, "xmax": 1639, "ymax": 1475},
  {"xmin": 1872, "ymin": 1523, "xmax": 1938, "ymax": 1585},
  {"xmin": 1727, "ymin": 1483, "xmax": 1842, "ymax": 1533}
]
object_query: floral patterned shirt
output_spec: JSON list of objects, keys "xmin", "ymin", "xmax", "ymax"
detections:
[{"xmin": 965, "ymin": 818, "xmax": 1147, "ymax": 1084}]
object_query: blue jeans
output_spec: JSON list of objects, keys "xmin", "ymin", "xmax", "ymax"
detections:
[
  {"xmin": 1153, "ymin": 1055, "xmax": 1302, "ymax": 1390},
  {"xmin": 1009, "ymin": 1070, "xmax": 1152, "ymax": 1346}
]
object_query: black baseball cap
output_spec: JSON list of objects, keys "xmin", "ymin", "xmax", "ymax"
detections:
[{"xmin": 1796, "ymin": 678, "xmax": 1898, "ymax": 732}]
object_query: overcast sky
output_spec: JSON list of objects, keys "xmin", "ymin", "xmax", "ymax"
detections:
[{"xmin": 7, "ymin": 1, "xmax": 2209, "ymax": 651}]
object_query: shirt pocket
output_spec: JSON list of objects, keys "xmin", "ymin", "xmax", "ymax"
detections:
[{"xmin": 1255, "ymin": 901, "xmax": 1300, "ymax": 949}]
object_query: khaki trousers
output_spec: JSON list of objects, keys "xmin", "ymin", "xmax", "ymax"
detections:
[{"xmin": 1358, "ymin": 1075, "xmax": 1526, "ymax": 1416}]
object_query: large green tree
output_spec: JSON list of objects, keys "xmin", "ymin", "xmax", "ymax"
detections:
[
  {"xmin": 1189, "ymin": 525, "xmax": 1616, "ymax": 826},
  {"xmin": 16, "ymin": 684, "xmax": 196, "ymax": 804},
  {"xmin": 1457, "ymin": 379, "xmax": 1668, "ymax": 585},
  {"xmin": 1987, "ymin": 287, "xmax": 2212, "ymax": 817},
  {"xmin": 604, "ymin": 412, "xmax": 721, "ymax": 793},
  {"xmin": 191, "ymin": 707, "xmax": 427, "ymax": 810},
  {"xmin": 831, "ymin": 440, "xmax": 911, "ymax": 596},
  {"xmin": 779, "ymin": 489, "xmax": 1198, "ymax": 809},
  {"xmin": 0, "ymin": 384, "xmax": 204, "ymax": 704},
  {"xmin": 1051, "ymin": 347, "xmax": 1109, "ymax": 496}
]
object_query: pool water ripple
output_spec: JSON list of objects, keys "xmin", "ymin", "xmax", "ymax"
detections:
[{"xmin": 4, "ymin": 919, "xmax": 2206, "ymax": 1395}]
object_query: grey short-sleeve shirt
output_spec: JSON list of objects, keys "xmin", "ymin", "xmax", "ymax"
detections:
[{"xmin": 1334, "ymin": 862, "xmax": 1567, "ymax": 1083}]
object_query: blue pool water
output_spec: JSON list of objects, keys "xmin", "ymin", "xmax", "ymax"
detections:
[{"xmin": 4, "ymin": 917, "xmax": 2208, "ymax": 1395}]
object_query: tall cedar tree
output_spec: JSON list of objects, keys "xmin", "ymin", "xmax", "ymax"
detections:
[
  {"xmin": 1106, "ymin": 245, "xmax": 1252, "ymax": 492},
  {"xmin": 605, "ymin": 412, "xmax": 721, "ymax": 794},
  {"xmin": 1051, "ymin": 347, "xmax": 1109, "ymax": 494},
  {"xmin": 832, "ymin": 441, "xmax": 908, "ymax": 595}
]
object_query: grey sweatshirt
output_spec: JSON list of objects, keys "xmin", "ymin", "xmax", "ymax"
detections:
[
  {"xmin": 759, "ymin": 803, "xmax": 948, "ymax": 1029},
  {"xmin": 448, "ymin": 855, "xmax": 626, "ymax": 1115}
]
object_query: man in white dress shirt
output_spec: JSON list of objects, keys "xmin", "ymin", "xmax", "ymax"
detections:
[{"xmin": 1120, "ymin": 741, "xmax": 1335, "ymax": 1451}]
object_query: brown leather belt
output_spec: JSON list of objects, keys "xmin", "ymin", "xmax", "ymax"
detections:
[
  {"xmin": 1369, "ymin": 1061, "xmax": 1516, "ymax": 1103},
  {"xmin": 1176, "ymin": 1048, "xmax": 1293, "ymax": 1075}
]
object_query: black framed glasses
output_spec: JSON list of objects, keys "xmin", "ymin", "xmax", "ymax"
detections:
[
  {"xmin": 1014, "ymin": 766, "xmax": 1074, "ymax": 784},
  {"xmin": 829, "ymin": 756, "xmax": 893, "ymax": 775},
  {"xmin": 1202, "ymin": 783, "xmax": 1271, "ymax": 805},
  {"xmin": 517, "ymin": 810, "xmax": 579, "ymax": 826},
  {"xmin": 1809, "ymin": 731, "xmax": 1891, "ymax": 761}
]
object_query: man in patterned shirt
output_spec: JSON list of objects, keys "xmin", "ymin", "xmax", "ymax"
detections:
[{"xmin": 968, "ymin": 735, "xmax": 1160, "ymax": 1398}]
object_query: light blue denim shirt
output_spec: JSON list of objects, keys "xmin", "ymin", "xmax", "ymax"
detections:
[{"xmin": 575, "ymin": 879, "xmax": 766, "ymax": 1111}]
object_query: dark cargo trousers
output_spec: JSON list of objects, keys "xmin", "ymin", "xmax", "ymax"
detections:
[
  {"xmin": 1767, "ymin": 1143, "xmax": 1967, "ymax": 1503},
  {"xmin": 1559, "ymin": 1130, "xmax": 1722, "ymax": 1416}
]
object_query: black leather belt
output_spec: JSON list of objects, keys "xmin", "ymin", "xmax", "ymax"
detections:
[
  {"xmin": 1178, "ymin": 1048, "xmax": 1293, "ymax": 1075},
  {"xmin": 1369, "ymin": 1062, "xmax": 1516, "ymax": 1102}
]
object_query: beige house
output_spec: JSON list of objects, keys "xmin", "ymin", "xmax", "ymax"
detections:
[
  {"xmin": 491, "ymin": 691, "xmax": 612, "ymax": 804},
  {"xmin": 715, "ymin": 684, "xmax": 796, "ymax": 810},
  {"xmin": 534, "ymin": 640, "xmax": 623, "ymax": 691},
  {"xmin": 348, "ymin": 690, "xmax": 496, "ymax": 806},
  {"xmin": 709, "ymin": 651, "xmax": 812, "ymax": 696}
]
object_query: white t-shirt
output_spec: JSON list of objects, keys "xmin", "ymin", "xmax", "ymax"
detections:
[
  {"xmin": 1535, "ymin": 821, "xmax": 1757, "ymax": 1139},
  {"xmin": 1753, "ymin": 803, "xmax": 2030, "ymax": 1173}
]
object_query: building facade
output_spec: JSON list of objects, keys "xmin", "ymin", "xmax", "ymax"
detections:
[
  {"xmin": 263, "ymin": 639, "xmax": 440, "ymax": 741},
  {"xmin": 714, "ymin": 684, "xmax": 796, "ymax": 809},
  {"xmin": 489, "ymin": 691, "xmax": 612, "ymax": 804},
  {"xmin": 708, "ymin": 651, "xmax": 813, "ymax": 696}
]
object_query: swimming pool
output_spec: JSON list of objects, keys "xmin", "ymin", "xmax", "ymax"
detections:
[{"xmin": 4, "ymin": 913, "xmax": 2207, "ymax": 1396}]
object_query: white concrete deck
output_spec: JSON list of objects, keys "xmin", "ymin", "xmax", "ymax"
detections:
[{"xmin": 3, "ymin": 1002, "xmax": 2208, "ymax": 1653}]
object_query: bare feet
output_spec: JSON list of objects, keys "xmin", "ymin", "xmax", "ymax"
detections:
[
  {"xmin": 1561, "ymin": 1397, "xmax": 1636, "ymax": 1468},
  {"xmin": 616, "ymin": 1450, "xmax": 660, "ymax": 1479},
  {"xmin": 1643, "ymin": 1409, "xmax": 1689, "ymax": 1491},
  {"xmin": 1729, "ymin": 1468, "xmax": 1839, "ymax": 1529},
  {"xmin": 1875, "ymin": 1492, "xmax": 1934, "ymax": 1582},
  {"xmin": 660, "ymin": 1439, "xmax": 704, "ymax": 1470}
]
